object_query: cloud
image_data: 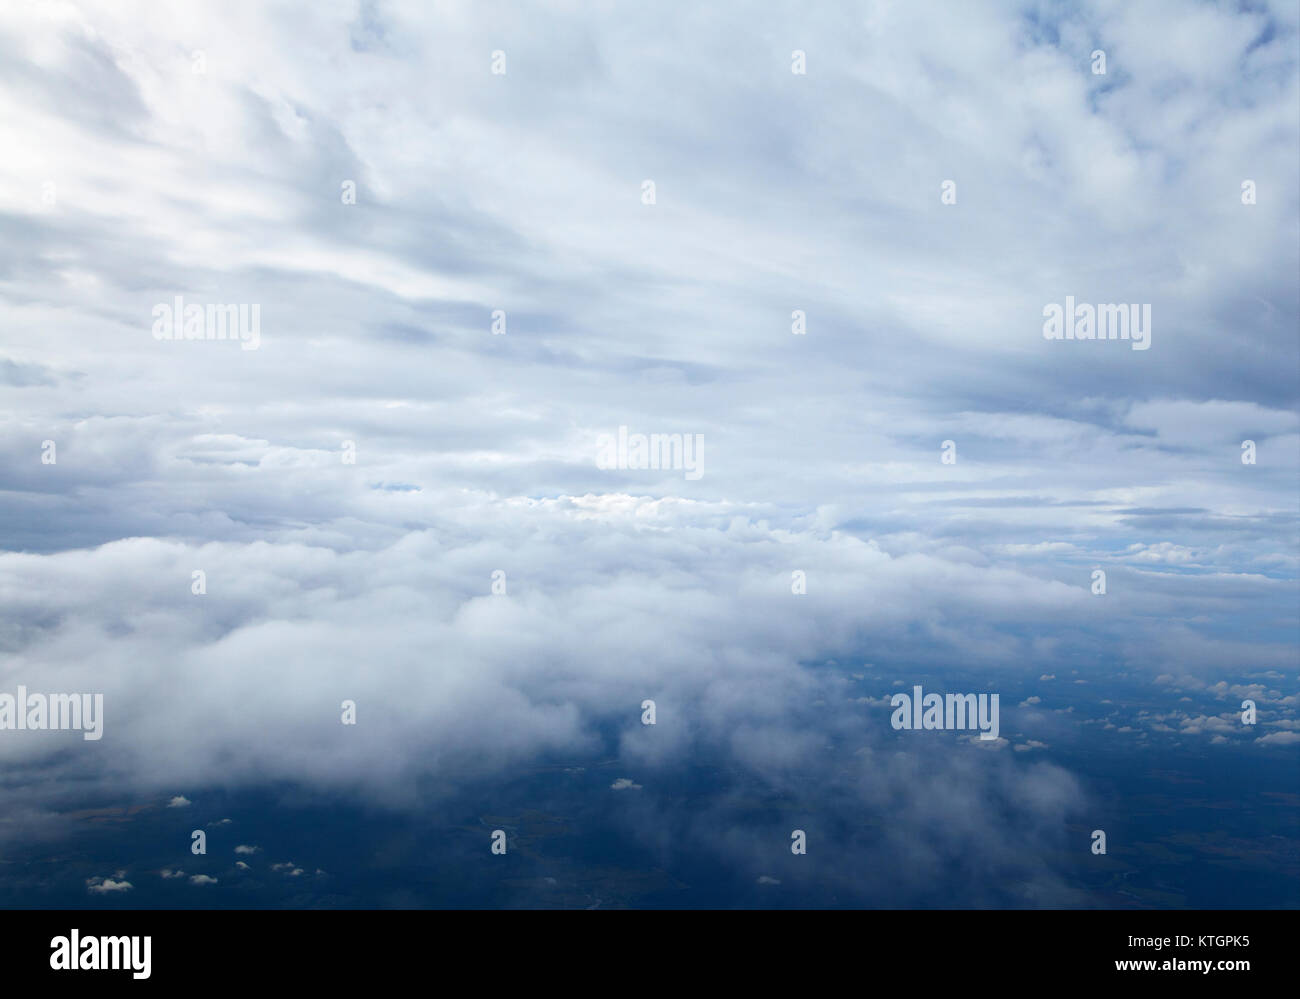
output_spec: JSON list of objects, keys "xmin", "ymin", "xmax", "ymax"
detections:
[
  {"xmin": 188, "ymin": 874, "xmax": 218, "ymax": 886},
  {"xmin": 86, "ymin": 877, "xmax": 132, "ymax": 894},
  {"xmin": 1179, "ymin": 714, "xmax": 1239, "ymax": 736},
  {"xmin": 0, "ymin": 0, "xmax": 1292, "ymax": 907},
  {"xmin": 610, "ymin": 778, "xmax": 642, "ymax": 791}
]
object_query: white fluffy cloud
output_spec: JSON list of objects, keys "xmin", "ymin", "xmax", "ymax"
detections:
[{"xmin": 86, "ymin": 876, "xmax": 132, "ymax": 893}]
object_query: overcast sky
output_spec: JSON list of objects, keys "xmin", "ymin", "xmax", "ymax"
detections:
[{"xmin": 0, "ymin": 1, "xmax": 1296, "ymax": 892}]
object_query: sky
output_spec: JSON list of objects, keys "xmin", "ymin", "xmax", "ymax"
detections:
[{"xmin": 0, "ymin": 0, "xmax": 1296, "ymax": 907}]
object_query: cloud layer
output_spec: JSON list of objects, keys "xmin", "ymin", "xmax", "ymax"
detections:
[{"xmin": 0, "ymin": 1, "xmax": 1295, "ymax": 903}]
